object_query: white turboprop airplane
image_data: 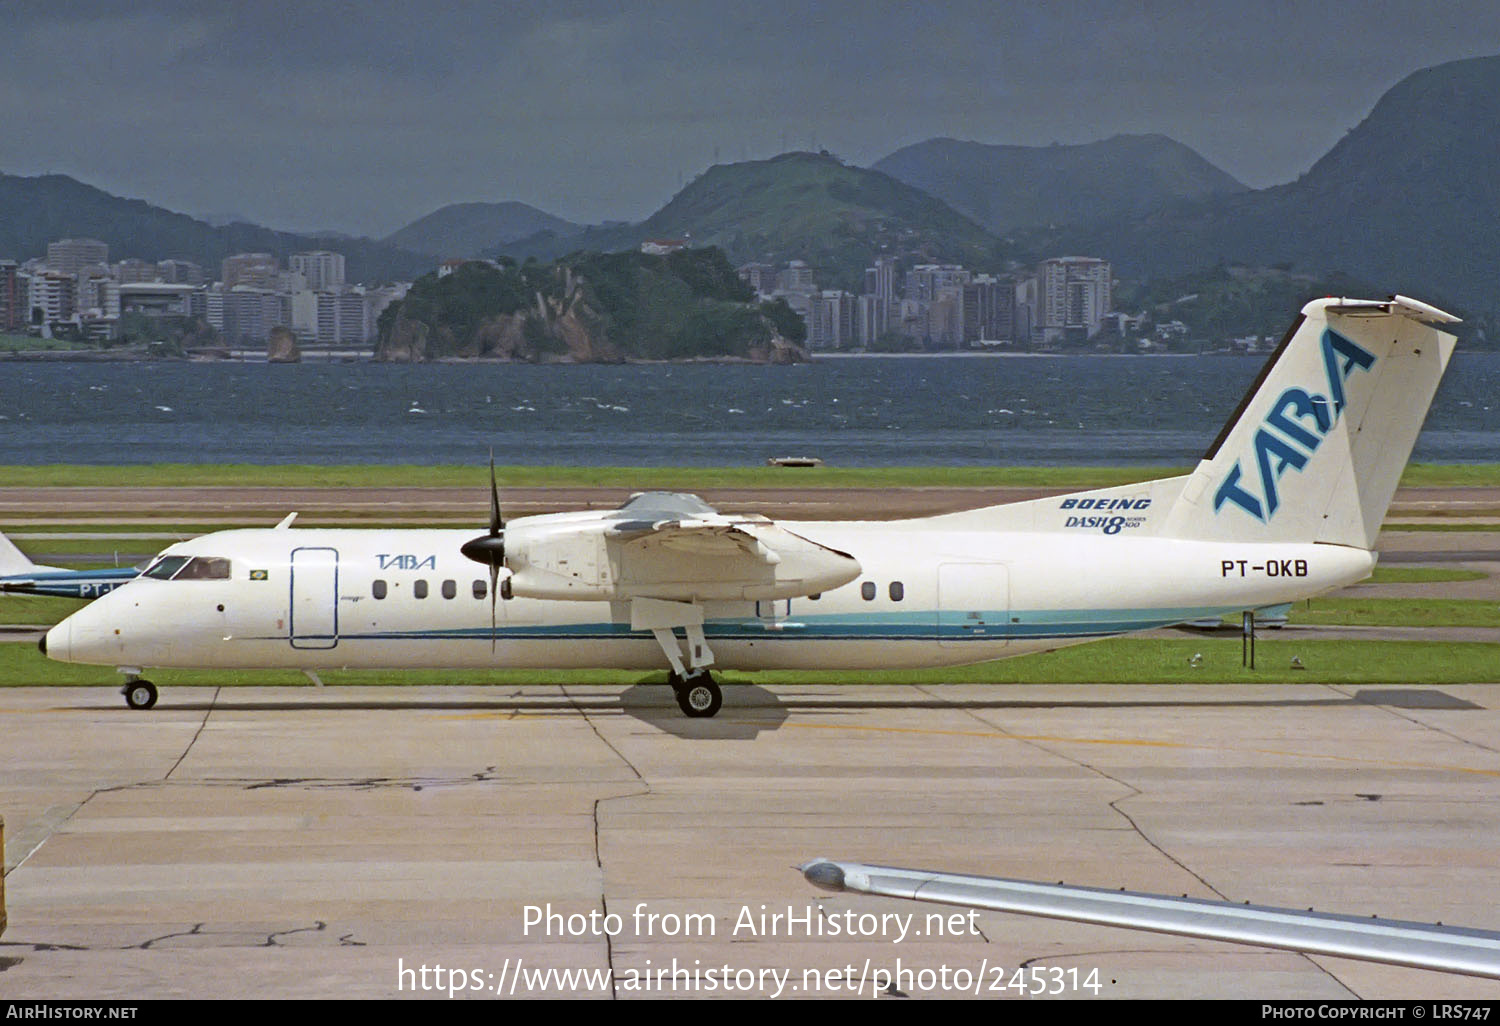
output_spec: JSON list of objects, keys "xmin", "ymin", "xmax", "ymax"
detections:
[{"xmin": 42, "ymin": 295, "xmax": 1458, "ymax": 717}]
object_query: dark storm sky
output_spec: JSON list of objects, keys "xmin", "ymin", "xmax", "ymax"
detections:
[{"xmin": 3, "ymin": 1, "xmax": 1497, "ymax": 237}]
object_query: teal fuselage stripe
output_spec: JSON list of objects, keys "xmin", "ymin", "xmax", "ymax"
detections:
[{"xmin": 313, "ymin": 608, "xmax": 1223, "ymax": 645}]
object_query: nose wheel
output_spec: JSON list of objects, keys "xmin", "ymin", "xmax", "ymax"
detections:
[
  {"xmin": 122, "ymin": 679, "xmax": 158, "ymax": 710},
  {"xmin": 669, "ymin": 671, "xmax": 722, "ymax": 718}
]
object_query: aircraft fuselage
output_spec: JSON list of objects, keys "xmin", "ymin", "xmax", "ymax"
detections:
[{"xmin": 43, "ymin": 522, "xmax": 1372, "ymax": 673}]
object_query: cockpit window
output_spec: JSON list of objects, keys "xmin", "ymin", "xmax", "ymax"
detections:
[
  {"xmin": 144, "ymin": 556, "xmax": 190, "ymax": 580},
  {"xmin": 142, "ymin": 556, "xmax": 231, "ymax": 580},
  {"xmin": 176, "ymin": 557, "xmax": 232, "ymax": 580}
]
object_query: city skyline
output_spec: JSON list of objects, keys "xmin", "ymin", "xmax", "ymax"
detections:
[{"xmin": 3, "ymin": 1, "xmax": 1498, "ymax": 238}]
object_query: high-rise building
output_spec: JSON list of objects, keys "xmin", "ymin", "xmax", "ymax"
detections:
[
  {"xmin": 925, "ymin": 289, "xmax": 964, "ymax": 349},
  {"xmin": 855, "ymin": 294, "xmax": 884, "ymax": 347},
  {"xmin": 903, "ymin": 264, "xmax": 970, "ymax": 304},
  {"xmin": 157, "ymin": 260, "xmax": 206, "ymax": 286},
  {"xmin": 736, "ymin": 262, "xmax": 778, "ymax": 297},
  {"xmin": 805, "ymin": 291, "xmax": 855, "ymax": 351},
  {"xmin": 46, "ymin": 238, "xmax": 108, "ymax": 275},
  {"xmin": 0, "ymin": 261, "xmax": 24, "ymax": 331},
  {"xmin": 77, "ymin": 272, "xmax": 120, "ymax": 319},
  {"xmin": 222, "ymin": 287, "xmax": 290, "ymax": 343},
  {"xmin": 292, "ymin": 288, "xmax": 372, "ymax": 344},
  {"xmin": 777, "ymin": 260, "xmax": 815, "ymax": 295},
  {"xmin": 28, "ymin": 272, "xmax": 76, "ymax": 324},
  {"xmin": 221, "ymin": 253, "xmax": 280, "ymax": 290},
  {"xmin": 116, "ymin": 258, "xmax": 159, "ymax": 284},
  {"xmin": 290, "ymin": 251, "xmax": 346, "ymax": 292},
  {"xmin": 861, "ymin": 256, "xmax": 899, "ymax": 340},
  {"xmin": 1036, "ymin": 257, "xmax": 1111, "ymax": 341},
  {"xmin": 962, "ymin": 275, "xmax": 1015, "ymax": 344}
]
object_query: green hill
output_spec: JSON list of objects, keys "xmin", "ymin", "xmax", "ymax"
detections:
[
  {"xmin": 383, "ymin": 201, "xmax": 579, "ymax": 258},
  {"xmin": 0, "ymin": 172, "xmax": 432, "ymax": 283},
  {"xmin": 1056, "ymin": 55, "xmax": 1500, "ymax": 314},
  {"xmin": 495, "ymin": 151, "xmax": 1008, "ymax": 291},
  {"xmin": 1118, "ymin": 264, "xmax": 1383, "ymax": 342},
  {"xmin": 873, "ymin": 133, "xmax": 1248, "ymax": 233}
]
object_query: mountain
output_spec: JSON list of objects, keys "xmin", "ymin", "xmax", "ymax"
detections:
[
  {"xmin": 383, "ymin": 201, "xmax": 579, "ymax": 258},
  {"xmin": 1056, "ymin": 55, "xmax": 1500, "ymax": 312},
  {"xmin": 0, "ymin": 172, "xmax": 432, "ymax": 283},
  {"xmin": 873, "ymin": 134, "xmax": 1248, "ymax": 233},
  {"xmin": 494, "ymin": 151, "xmax": 1008, "ymax": 291}
]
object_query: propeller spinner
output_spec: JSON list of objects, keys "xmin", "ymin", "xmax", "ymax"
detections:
[{"xmin": 460, "ymin": 455, "xmax": 506, "ymax": 646}]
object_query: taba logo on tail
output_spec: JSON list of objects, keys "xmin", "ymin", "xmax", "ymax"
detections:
[{"xmin": 1213, "ymin": 329, "xmax": 1375, "ymax": 521}]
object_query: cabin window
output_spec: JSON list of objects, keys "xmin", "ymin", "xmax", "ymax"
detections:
[
  {"xmin": 442, "ymin": 579, "xmax": 457, "ymax": 599},
  {"xmin": 473, "ymin": 579, "xmax": 487, "ymax": 599},
  {"xmin": 889, "ymin": 581, "xmax": 904, "ymax": 602},
  {"xmin": 372, "ymin": 579, "xmax": 387, "ymax": 599},
  {"xmin": 413, "ymin": 579, "xmax": 429, "ymax": 599},
  {"xmin": 861, "ymin": 581, "xmax": 876, "ymax": 601}
]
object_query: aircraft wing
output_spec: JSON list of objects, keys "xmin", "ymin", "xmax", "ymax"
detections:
[
  {"xmin": 800, "ymin": 859, "xmax": 1500, "ymax": 979},
  {"xmin": 502, "ymin": 491, "xmax": 860, "ymax": 601},
  {"xmin": 608, "ymin": 516, "xmax": 781, "ymax": 563}
]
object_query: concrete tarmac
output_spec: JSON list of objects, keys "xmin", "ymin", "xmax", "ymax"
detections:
[{"xmin": 3, "ymin": 682, "xmax": 1500, "ymax": 1000}]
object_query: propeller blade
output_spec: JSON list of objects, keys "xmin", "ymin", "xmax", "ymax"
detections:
[
  {"xmin": 489, "ymin": 563, "xmax": 499, "ymax": 654},
  {"xmin": 462, "ymin": 453, "xmax": 506, "ymax": 568},
  {"xmin": 489, "ymin": 451, "xmax": 503, "ymax": 537},
  {"xmin": 458, "ymin": 453, "xmax": 508, "ymax": 653}
]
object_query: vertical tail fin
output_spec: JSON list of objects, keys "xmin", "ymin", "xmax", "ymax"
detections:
[
  {"xmin": 0, "ymin": 531, "xmax": 38, "ymax": 577},
  {"xmin": 1162, "ymin": 296, "xmax": 1458, "ymax": 549}
]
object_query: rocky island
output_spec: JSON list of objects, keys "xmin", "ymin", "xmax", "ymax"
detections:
[{"xmin": 375, "ymin": 247, "xmax": 807, "ymax": 364}]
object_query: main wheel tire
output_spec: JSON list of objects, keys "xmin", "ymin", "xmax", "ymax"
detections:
[
  {"xmin": 676, "ymin": 674, "xmax": 722, "ymax": 718},
  {"xmin": 123, "ymin": 680, "xmax": 158, "ymax": 710}
]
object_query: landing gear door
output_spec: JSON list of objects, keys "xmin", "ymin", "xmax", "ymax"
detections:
[
  {"xmin": 938, "ymin": 562, "xmax": 1009, "ymax": 648},
  {"xmin": 290, "ymin": 546, "xmax": 339, "ymax": 649}
]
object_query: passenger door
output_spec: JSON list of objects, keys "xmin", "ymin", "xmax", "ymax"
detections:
[{"xmin": 289, "ymin": 546, "xmax": 339, "ymax": 649}]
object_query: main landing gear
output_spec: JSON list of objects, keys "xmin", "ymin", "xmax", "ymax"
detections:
[
  {"xmin": 636, "ymin": 598, "xmax": 723, "ymax": 718},
  {"xmin": 121, "ymin": 678, "xmax": 158, "ymax": 710},
  {"xmin": 669, "ymin": 670, "xmax": 723, "ymax": 719}
]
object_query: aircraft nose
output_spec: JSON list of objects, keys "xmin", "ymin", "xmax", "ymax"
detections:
[{"xmin": 42, "ymin": 620, "xmax": 69, "ymax": 662}]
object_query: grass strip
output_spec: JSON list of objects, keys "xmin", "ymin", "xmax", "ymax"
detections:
[
  {"xmin": 1368, "ymin": 568, "xmax": 1488, "ymax": 584},
  {"xmin": 1292, "ymin": 597, "xmax": 1497, "ymax": 628},
  {"xmin": 4, "ymin": 637, "xmax": 1497, "ymax": 689},
  {"xmin": 3, "ymin": 462, "xmax": 1499, "ymax": 489},
  {"xmin": 1381, "ymin": 522, "xmax": 1500, "ymax": 533}
]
